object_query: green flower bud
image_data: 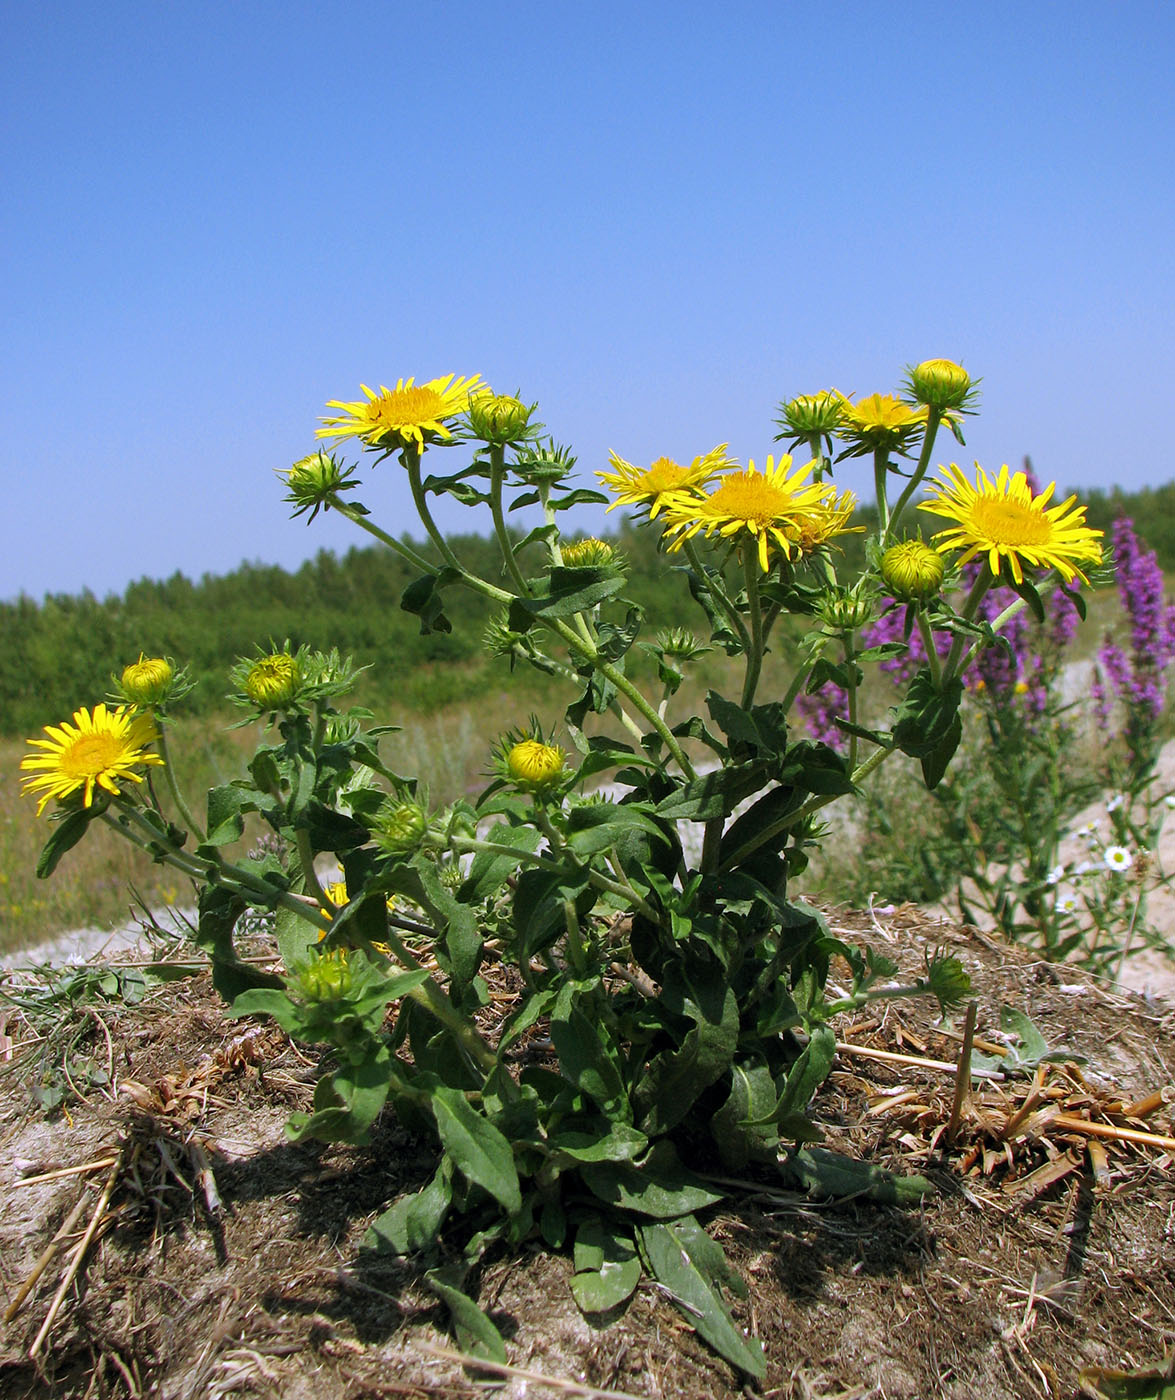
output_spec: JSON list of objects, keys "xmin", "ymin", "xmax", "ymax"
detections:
[
  {"xmin": 297, "ymin": 948, "xmax": 353, "ymax": 1001},
  {"xmin": 281, "ymin": 450, "xmax": 358, "ymax": 522},
  {"xmin": 373, "ymin": 798, "xmax": 429, "ymax": 856},
  {"xmin": 779, "ymin": 390, "xmax": 847, "ymax": 438},
  {"xmin": 907, "ymin": 359, "xmax": 976, "ymax": 413},
  {"xmin": 818, "ymin": 592, "xmax": 875, "ymax": 632},
  {"xmin": 881, "ymin": 540, "xmax": 945, "ymax": 603},
  {"xmin": 655, "ymin": 627, "xmax": 712, "ymax": 662},
  {"xmin": 120, "ymin": 655, "xmax": 174, "ymax": 707},
  {"xmin": 243, "ymin": 652, "xmax": 302, "ymax": 709},
  {"xmin": 468, "ymin": 393, "xmax": 534, "ymax": 445},
  {"xmin": 561, "ymin": 537, "xmax": 620, "ymax": 568}
]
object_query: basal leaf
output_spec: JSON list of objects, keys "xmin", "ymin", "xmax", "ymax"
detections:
[
  {"xmin": 571, "ymin": 1219, "xmax": 641, "ymax": 1314},
  {"xmin": 431, "ymin": 1086, "xmax": 522, "ymax": 1214}
]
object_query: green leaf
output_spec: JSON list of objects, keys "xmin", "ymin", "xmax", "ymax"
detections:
[
  {"xmin": 711, "ymin": 1063, "xmax": 782, "ymax": 1170},
  {"xmin": 510, "ymin": 566, "xmax": 627, "ymax": 620},
  {"xmin": 1077, "ymin": 1353, "xmax": 1175, "ymax": 1399},
  {"xmin": 423, "ymin": 1265, "xmax": 507, "ymax": 1364},
  {"xmin": 634, "ymin": 982, "xmax": 738, "ymax": 1135},
  {"xmin": 205, "ymin": 784, "xmax": 247, "ymax": 846},
  {"xmin": 782, "ymin": 1147, "xmax": 932, "ymax": 1204},
  {"xmin": 548, "ymin": 1123, "xmax": 649, "ymax": 1164},
  {"xmin": 36, "ymin": 807, "xmax": 97, "ymax": 878},
  {"xmin": 365, "ymin": 1160, "xmax": 452, "ymax": 1255},
  {"xmin": 581, "ymin": 1142, "xmax": 725, "ymax": 1219},
  {"xmin": 550, "ymin": 999, "xmax": 629, "ymax": 1119},
  {"xmin": 288, "ymin": 1048, "xmax": 394, "ymax": 1145},
  {"xmin": 460, "ymin": 822, "xmax": 542, "ymax": 902},
  {"xmin": 571, "ymin": 1219, "xmax": 641, "ymax": 1314},
  {"xmin": 655, "ymin": 763, "xmax": 764, "ymax": 822},
  {"xmin": 431, "ymin": 1086, "xmax": 522, "ymax": 1214},
  {"xmin": 639, "ymin": 1219, "xmax": 765, "ymax": 1380}
]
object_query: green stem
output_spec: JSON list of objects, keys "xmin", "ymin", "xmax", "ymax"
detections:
[
  {"xmin": 843, "ymin": 629, "xmax": 859, "ymax": 771},
  {"xmin": 873, "ymin": 447, "xmax": 891, "ymax": 536},
  {"xmin": 154, "ymin": 721, "xmax": 205, "ymax": 841},
  {"xmin": 943, "ymin": 563, "xmax": 993, "ymax": 680},
  {"xmin": 740, "ymin": 548, "xmax": 764, "ymax": 710},
  {"xmin": 490, "ymin": 445, "xmax": 532, "ymax": 596},
  {"xmin": 378, "ymin": 926, "xmax": 497, "ymax": 1072},
  {"xmin": 295, "ymin": 828, "xmax": 331, "ymax": 915},
  {"xmin": 330, "ymin": 500, "xmax": 435, "ymax": 575},
  {"xmin": 916, "ymin": 611, "xmax": 944, "ymax": 691},
  {"xmin": 885, "ymin": 407, "xmax": 943, "ymax": 542},
  {"xmin": 956, "ymin": 593, "xmax": 1029, "ymax": 675},
  {"xmin": 683, "ymin": 538, "xmax": 750, "ymax": 653}
]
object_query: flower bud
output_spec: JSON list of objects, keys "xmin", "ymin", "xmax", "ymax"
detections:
[
  {"xmin": 373, "ymin": 798, "xmax": 429, "ymax": 856},
  {"xmin": 655, "ymin": 627, "xmax": 711, "ymax": 661},
  {"xmin": 244, "ymin": 652, "xmax": 302, "ymax": 709},
  {"xmin": 468, "ymin": 393, "xmax": 534, "ymax": 445},
  {"xmin": 297, "ymin": 948, "xmax": 353, "ymax": 1001},
  {"xmin": 907, "ymin": 359, "xmax": 975, "ymax": 412},
  {"xmin": 778, "ymin": 390, "xmax": 847, "ymax": 439},
  {"xmin": 561, "ymin": 537, "xmax": 619, "ymax": 568},
  {"xmin": 819, "ymin": 593, "xmax": 875, "ymax": 632},
  {"xmin": 507, "ymin": 738, "xmax": 566, "ymax": 791},
  {"xmin": 120, "ymin": 655, "xmax": 174, "ymax": 707},
  {"xmin": 881, "ymin": 540, "xmax": 945, "ymax": 603}
]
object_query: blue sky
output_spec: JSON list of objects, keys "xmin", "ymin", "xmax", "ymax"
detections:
[{"xmin": 4, "ymin": 1, "xmax": 1173, "ymax": 603}]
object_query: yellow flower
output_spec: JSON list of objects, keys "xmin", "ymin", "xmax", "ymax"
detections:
[
  {"xmin": 373, "ymin": 798, "xmax": 429, "ymax": 855},
  {"xmin": 507, "ymin": 738, "xmax": 566, "ymax": 791},
  {"xmin": 597, "ymin": 445, "xmax": 732, "ymax": 518},
  {"xmin": 659, "ymin": 455, "xmax": 843, "ymax": 572},
  {"xmin": 21, "ymin": 704, "xmax": 163, "ymax": 816},
  {"xmin": 881, "ymin": 540, "xmax": 945, "ymax": 602},
  {"xmin": 120, "ymin": 655, "xmax": 174, "ymax": 706},
  {"xmin": 244, "ymin": 653, "xmax": 302, "ymax": 708},
  {"xmin": 316, "ymin": 375, "xmax": 486, "ymax": 452},
  {"xmin": 921, "ymin": 463, "xmax": 1104, "ymax": 585},
  {"xmin": 839, "ymin": 394, "xmax": 929, "ymax": 455},
  {"xmin": 467, "ymin": 392, "xmax": 534, "ymax": 445}
]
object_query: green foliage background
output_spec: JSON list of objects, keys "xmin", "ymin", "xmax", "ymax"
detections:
[{"xmin": 3, "ymin": 482, "xmax": 1169, "ymax": 737}]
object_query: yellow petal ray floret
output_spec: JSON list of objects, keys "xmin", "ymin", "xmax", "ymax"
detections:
[
  {"xmin": 658, "ymin": 455, "xmax": 857, "ymax": 572},
  {"xmin": 597, "ymin": 445, "xmax": 733, "ymax": 518},
  {"xmin": 316, "ymin": 375, "xmax": 486, "ymax": 451},
  {"xmin": 921, "ymin": 463, "xmax": 1103, "ymax": 585},
  {"xmin": 20, "ymin": 703, "xmax": 163, "ymax": 816}
]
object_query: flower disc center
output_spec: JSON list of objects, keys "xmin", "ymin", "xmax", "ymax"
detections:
[
  {"xmin": 971, "ymin": 496, "xmax": 1052, "ymax": 546},
  {"xmin": 366, "ymin": 386, "xmax": 448, "ymax": 426},
  {"xmin": 62, "ymin": 733, "xmax": 125, "ymax": 780},
  {"xmin": 708, "ymin": 473, "xmax": 790, "ymax": 526}
]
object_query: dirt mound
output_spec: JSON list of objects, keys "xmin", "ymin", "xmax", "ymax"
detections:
[{"xmin": 1, "ymin": 907, "xmax": 1173, "ymax": 1399}]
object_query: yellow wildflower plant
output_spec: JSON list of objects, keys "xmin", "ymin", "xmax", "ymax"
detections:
[
  {"xmin": 597, "ymin": 445, "xmax": 732, "ymax": 518},
  {"xmin": 658, "ymin": 455, "xmax": 845, "ymax": 572},
  {"xmin": 317, "ymin": 375, "xmax": 486, "ymax": 452},
  {"xmin": 506, "ymin": 737, "xmax": 566, "ymax": 792},
  {"xmin": 922, "ymin": 463, "xmax": 1104, "ymax": 585},
  {"xmin": 905, "ymin": 358, "xmax": 978, "ymax": 414},
  {"xmin": 21, "ymin": 704, "xmax": 163, "ymax": 815},
  {"xmin": 242, "ymin": 652, "xmax": 302, "ymax": 709}
]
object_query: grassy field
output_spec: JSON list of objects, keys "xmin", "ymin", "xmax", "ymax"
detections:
[{"xmin": 0, "ymin": 582, "xmax": 1135, "ymax": 958}]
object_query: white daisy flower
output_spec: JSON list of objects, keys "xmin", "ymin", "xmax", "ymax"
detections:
[
  {"xmin": 1074, "ymin": 860, "xmax": 1095, "ymax": 880},
  {"xmin": 1165, "ymin": 794, "xmax": 1175, "ymax": 810},
  {"xmin": 1056, "ymin": 892, "xmax": 1079, "ymax": 914},
  {"xmin": 1105, "ymin": 794, "xmax": 1124, "ymax": 813},
  {"xmin": 1045, "ymin": 865, "xmax": 1065, "ymax": 886},
  {"xmin": 1104, "ymin": 845, "xmax": 1134, "ymax": 873}
]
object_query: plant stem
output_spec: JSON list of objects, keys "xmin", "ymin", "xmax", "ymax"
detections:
[
  {"xmin": 885, "ymin": 407, "xmax": 943, "ymax": 542},
  {"xmin": 683, "ymin": 538, "xmax": 750, "ymax": 653},
  {"xmin": 489, "ymin": 445, "xmax": 532, "ymax": 596},
  {"xmin": 329, "ymin": 500, "xmax": 435, "ymax": 575},
  {"xmin": 740, "ymin": 547, "xmax": 764, "ymax": 710},
  {"xmin": 379, "ymin": 926, "xmax": 497, "ymax": 1072},
  {"xmin": 943, "ymin": 563, "xmax": 993, "ymax": 680},
  {"xmin": 154, "ymin": 721, "xmax": 205, "ymax": 840},
  {"xmin": 916, "ymin": 611, "xmax": 944, "ymax": 691},
  {"xmin": 873, "ymin": 447, "xmax": 891, "ymax": 535}
]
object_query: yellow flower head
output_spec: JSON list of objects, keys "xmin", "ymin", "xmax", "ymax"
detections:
[
  {"xmin": 597, "ymin": 445, "xmax": 732, "ymax": 518},
  {"xmin": 659, "ymin": 455, "xmax": 844, "ymax": 572},
  {"xmin": 881, "ymin": 540, "xmax": 946, "ymax": 602},
  {"xmin": 21, "ymin": 703, "xmax": 163, "ymax": 816},
  {"xmin": 297, "ymin": 947, "xmax": 353, "ymax": 1001},
  {"xmin": 244, "ymin": 652, "xmax": 302, "ymax": 709},
  {"xmin": 317, "ymin": 375, "xmax": 486, "ymax": 452},
  {"xmin": 840, "ymin": 394, "xmax": 929, "ymax": 455},
  {"xmin": 120, "ymin": 655, "xmax": 174, "ymax": 707},
  {"xmin": 506, "ymin": 738, "xmax": 566, "ymax": 791},
  {"xmin": 921, "ymin": 463, "xmax": 1104, "ymax": 585}
]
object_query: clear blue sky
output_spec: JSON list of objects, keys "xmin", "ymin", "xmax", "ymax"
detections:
[{"xmin": 4, "ymin": 1, "xmax": 1173, "ymax": 603}]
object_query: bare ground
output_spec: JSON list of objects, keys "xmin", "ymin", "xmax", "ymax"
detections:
[{"xmin": 1, "ymin": 907, "xmax": 1173, "ymax": 1400}]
